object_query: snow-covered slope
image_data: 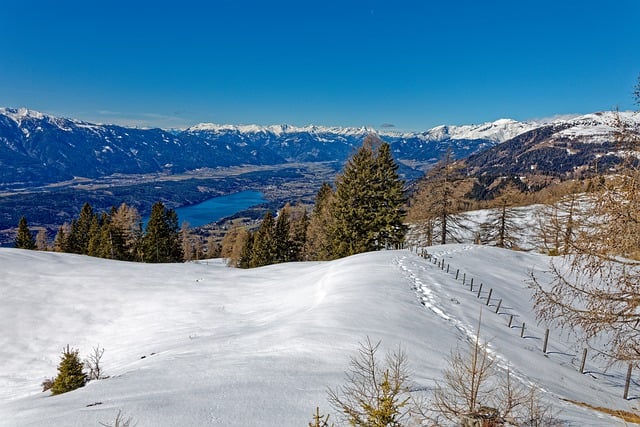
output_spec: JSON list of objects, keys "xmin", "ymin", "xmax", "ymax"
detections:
[{"xmin": 0, "ymin": 247, "xmax": 635, "ymax": 426}]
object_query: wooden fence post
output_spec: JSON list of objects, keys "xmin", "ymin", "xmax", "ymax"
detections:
[
  {"xmin": 624, "ymin": 362, "xmax": 633, "ymax": 400},
  {"xmin": 508, "ymin": 315, "xmax": 513, "ymax": 328},
  {"xmin": 470, "ymin": 277, "xmax": 474, "ymax": 288},
  {"xmin": 580, "ymin": 348, "xmax": 588, "ymax": 374},
  {"xmin": 477, "ymin": 283, "xmax": 483, "ymax": 298},
  {"xmin": 463, "ymin": 273, "xmax": 466, "ymax": 285},
  {"xmin": 543, "ymin": 329, "xmax": 549, "ymax": 353},
  {"xmin": 455, "ymin": 269, "xmax": 459, "ymax": 280},
  {"xmin": 520, "ymin": 322, "xmax": 526, "ymax": 338},
  {"xmin": 486, "ymin": 289, "xmax": 493, "ymax": 306},
  {"xmin": 495, "ymin": 299, "xmax": 502, "ymax": 314},
  {"xmin": 446, "ymin": 264, "xmax": 450, "ymax": 273}
]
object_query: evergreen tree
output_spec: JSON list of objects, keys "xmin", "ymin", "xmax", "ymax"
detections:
[
  {"xmin": 287, "ymin": 204, "xmax": 309, "ymax": 262},
  {"xmin": 371, "ymin": 142, "xmax": 407, "ymax": 250},
  {"xmin": 249, "ymin": 211, "xmax": 276, "ymax": 267},
  {"xmin": 142, "ymin": 202, "xmax": 183, "ymax": 263},
  {"xmin": 237, "ymin": 230, "xmax": 254, "ymax": 269},
  {"xmin": 53, "ymin": 225, "xmax": 68, "ymax": 252},
  {"xmin": 66, "ymin": 203, "xmax": 95, "ymax": 254},
  {"xmin": 14, "ymin": 216, "xmax": 36, "ymax": 249},
  {"xmin": 87, "ymin": 214, "xmax": 103, "ymax": 257},
  {"xmin": 331, "ymin": 140, "xmax": 379, "ymax": 258},
  {"xmin": 330, "ymin": 136, "xmax": 407, "ymax": 258},
  {"xmin": 273, "ymin": 206, "xmax": 291, "ymax": 263},
  {"xmin": 50, "ymin": 345, "xmax": 87, "ymax": 395}
]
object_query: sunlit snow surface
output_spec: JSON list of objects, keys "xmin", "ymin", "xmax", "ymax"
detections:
[{"xmin": 0, "ymin": 246, "xmax": 636, "ymax": 426}]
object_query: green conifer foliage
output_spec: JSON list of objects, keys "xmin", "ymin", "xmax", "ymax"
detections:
[
  {"xmin": 330, "ymin": 136, "xmax": 406, "ymax": 258},
  {"xmin": 372, "ymin": 142, "xmax": 408, "ymax": 250},
  {"xmin": 50, "ymin": 345, "xmax": 87, "ymax": 395},
  {"xmin": 66, "ymin": 203, "xmax": 95, "ymax": 254},
  {"xmin": 142, "ymin": 202, "xmax": 183, "ymax": 263},
  {"xmin": 14, "ymin": 216, "xmax": 36, "ymax": 249},
  {"xmin": 249, "ymin": 211, "xmax": 276, "ymax": 267},
  {"xmin": 273, "ymin": 206, "xmax": 291, "ymax": 263}
]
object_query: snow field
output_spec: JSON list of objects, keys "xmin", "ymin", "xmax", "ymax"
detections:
[{"xmin": 0, "ymin": 246, "xmax": 637, "ymax": 425}]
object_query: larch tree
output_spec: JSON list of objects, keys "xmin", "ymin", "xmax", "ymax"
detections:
[
  {"xmin": 531, "ymin": 79, "xmax": 640, "ymax": 363},
  {"xmin": 35, "ymin": 228, "xmax": 48, "ymax": 251},
  {"xmin": 15, "ymin": 216, "xmax": 36, "ymax": 249},
  {"xmin": 479, "ymin": 183, "xmax": 524, "ymax": 248},
  {"xmin": 408, "ymin": 149, "xmax": 466, "ymax": 246},
  {"xmin": 305, "ymin": 182, "xmax": 335, "ymax": 261}
]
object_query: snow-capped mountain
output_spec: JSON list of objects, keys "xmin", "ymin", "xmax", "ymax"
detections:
[
  {"xmin": 0, "ymin": 107, "xmax": 637, "ymax": 190},
  {"xmin": 0, "ymin": 107, "xmax": 534, "ymax": 189},
  {"xmin": 463, "ymin": 111, "xmax": 640, "ymax": 178}
]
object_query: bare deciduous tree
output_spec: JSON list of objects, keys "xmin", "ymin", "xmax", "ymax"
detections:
[
  {"xmin": 84, "ymin": 345, "xmax": 105, "ymax": 381},
  {"xmin": 99, "ymin": 409, "xmax": 137, "ymax": 427},
  {"xmin": 531, "ymin": 101, "xmax": 640, "ymax": 363},
  {"xmin": 480, "ymin": 184, "xmax": 524, "ymax": 249},
  {"xmin": 432, "ymin": 316, "xmax": 564, "ymax": 426},
  {"xmin": 408, "ymin": 149, "xmax": 469, "ymax": 246}
]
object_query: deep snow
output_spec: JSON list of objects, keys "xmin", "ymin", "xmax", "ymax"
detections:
[{"xmin": 1, "ymin": 246, "xmax": 638, "ymax": 426}]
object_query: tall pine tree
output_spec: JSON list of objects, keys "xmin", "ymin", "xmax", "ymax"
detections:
[
  {"xmin": 15, "ymin": 216, "xmax": 36, "ymax": 249},
  {"xmin": 249, "ymin": 211, "xmax": 276, "ymax": 267},
  {"xmin": 330, "ymin": 135, "xmax": 406, "ymax": 258},
  {"xmin": 142, "ymin": 202, "xmax": 183, "ymax": 263}
]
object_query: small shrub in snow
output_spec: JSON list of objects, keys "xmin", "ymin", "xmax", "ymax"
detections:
[{"xmin": 40, "ymin": 377, "xmax": 54, "ymax": 392}]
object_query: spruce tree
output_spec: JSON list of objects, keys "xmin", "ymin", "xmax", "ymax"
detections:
[
  {"xmin": 53, "ymin": 225, "xmax": 68, "ymax": 252},
  {"xmin": 329, "ymin": 135, "xmax": 406, "ymax": 258},
  {"xmin": 15, "ymin": 216, "xmax": 36, "ymax": 249},
  {"xmin": 288, "ymin": 204, "xmax": 309, "ymax": 262},
  {"xmin": 142, "ymin": 202, "xmax": 183, "ymax": 263},
  {"xmin": 249, "ymin": 211, "xmax": 276, "ymax": 267},
  {"xmin": 372, "ymin": 142, "xmax": 407, "ymax": 250},
  {"xmin": 331, "ymin": 141, "xmax": 378, "ymax": 258},
  {"xmin": 273, "ymin": 206, "xmax": 291, "ymax": 263},
  {"xmin": 51, "ymin": 345, "xmax": 87, "ymax": 395},
  {"xmin": 66, "ymin": 203, "xmax": 95, "ymax": 254}
]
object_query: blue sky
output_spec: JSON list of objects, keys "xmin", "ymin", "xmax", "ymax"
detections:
[{"xmin": 1, "ymin": 1, "xmax": 638, "ymax": 130}]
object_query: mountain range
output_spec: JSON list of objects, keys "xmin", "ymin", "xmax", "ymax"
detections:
[
  {"xmin": 0, "ymin": 108, "xmax": 551, "ymax": 190},
  {"xmin": 2, "ymin": 108, "xmax": 638, "ymax": 192}
]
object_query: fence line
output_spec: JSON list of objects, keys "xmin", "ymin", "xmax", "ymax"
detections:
[{"xmin": 412, "ymin": 247, "xmax": 635, "ymax": 400}]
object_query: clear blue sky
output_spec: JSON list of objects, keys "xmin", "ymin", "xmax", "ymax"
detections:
[{"xmin": 1, "ymin": 1, "xmax": 638, "ymax": 130}]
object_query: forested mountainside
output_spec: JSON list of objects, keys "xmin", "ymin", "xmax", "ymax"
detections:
[{"xmin": 0, "ymin": 107, "xmax": 538, "ymax": 189}]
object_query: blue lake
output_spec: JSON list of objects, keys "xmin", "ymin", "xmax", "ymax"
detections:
[{"xmin": 146, "ymin": 191, "xmax": 267, "ymax": 228}]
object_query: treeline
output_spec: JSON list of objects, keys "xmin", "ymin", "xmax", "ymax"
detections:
[
  {"xmin": 222, "ymin": 136, "xmax": 407, "ymax": 267},
  {"xmin": 15, "ymin": 201, "xmax": 185, "ymax": 263},
  {"xmin": 15, "ymin": 135, "xmax": 408, "ymax": 266}
]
